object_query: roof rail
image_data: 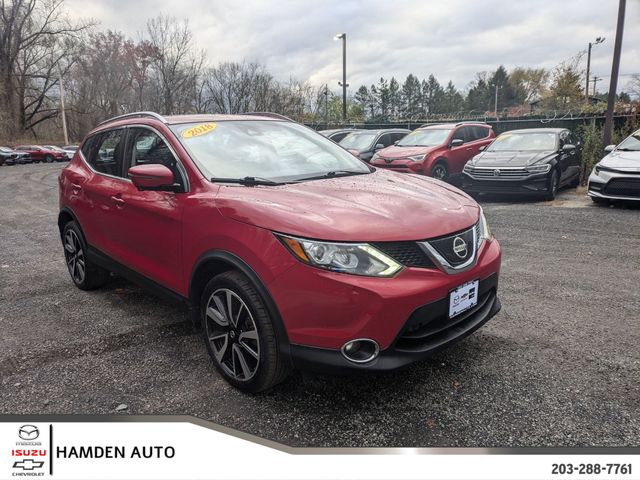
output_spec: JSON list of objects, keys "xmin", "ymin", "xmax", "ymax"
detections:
[
  {"xmin": 96, "ymin": 111, "xmax": 167, "ymax": 127},
  {"xmin": 243, "ymin": 112, "xmax": 294, "ymax": 122},
  {"xmin": 419, "ymin": 123, "xmax": 445, "ymax": 128}
]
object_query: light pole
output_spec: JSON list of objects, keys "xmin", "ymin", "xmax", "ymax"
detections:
[
  {"xmin": 585, "ymin": 36, "xmax": 605, "ymax": 102},
  {"xmin": 604, "ymin": 0, "xmax": 626, "ymax": 146},
  {"xmin": 494, "ymin": 85, "xmax": 500, "ymax": 120},
  {"xmin": 334, "ymin": 33, "xmax": 348, "ymax": 124}
]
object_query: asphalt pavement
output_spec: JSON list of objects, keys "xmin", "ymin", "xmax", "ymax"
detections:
[{"xmin": 0, "ymin": 163, "xmax": 638, "ymax": 447}]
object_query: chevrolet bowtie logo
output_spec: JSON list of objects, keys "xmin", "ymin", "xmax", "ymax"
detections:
[{"xmin": 13, "ymin": 459, "xmax": 44, "ymax": 470}]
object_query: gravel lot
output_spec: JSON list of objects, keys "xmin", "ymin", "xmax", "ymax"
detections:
[{"xmin": 1, "ymin": 162, "xmax": 639, "ymax": 448}]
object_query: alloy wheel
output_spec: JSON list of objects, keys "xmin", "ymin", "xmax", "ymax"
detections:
[
  {"xmin": 64, "ymin": 230, "xmax": 85, "ymax": 284},
  {"xmin": 432, "ymin": 164, "xmax": 447, "ymax": 180},
  {"xmin": 205, "ymin": 288, "xmax": 260, "ymax": 381}
]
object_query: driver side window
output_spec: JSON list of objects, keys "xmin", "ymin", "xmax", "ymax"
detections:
[{"xmin": 126, "ymin": 128, "xmax": 185, "ymax": 190}]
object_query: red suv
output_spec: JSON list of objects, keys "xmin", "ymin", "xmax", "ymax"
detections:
[
  {"xmin": 58, "ymin": 112, "xmax": 502, "ymax": 392},
  {"xmin": 15, "ymin": 145, "xmax": 68, "ymax": 163},
  {"xmin": 370, "ymin": 123, "xmax": 495, "ymax": 181}
]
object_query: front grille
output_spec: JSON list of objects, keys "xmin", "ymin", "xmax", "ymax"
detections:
[
  {"xmin": 603, "ymin": 178, "xmax": 640, "ymax": 197},
  {"xmin": 425, "ymin": 226, "xmax": 476, "ymax": 267},
  {"xmin": 466, "ymin": 166, "xmax": 529, "ymax": 179},
  {"xmin": 372, "ymin": 242, "xmax": 435, "ymax": 269}
]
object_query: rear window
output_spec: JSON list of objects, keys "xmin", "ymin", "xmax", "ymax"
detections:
[{"xmin": 81, "ymin": 129, "xmax": 126, "ymax": 177}]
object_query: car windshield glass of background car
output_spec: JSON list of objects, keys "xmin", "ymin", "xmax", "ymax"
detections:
[
  {"xmin": 339, "ymin": 132, "xmax": 377, "ymax": 150},
  {"xmin": 172, "ymin": 121, "xmax": 370, "ymax": 182},
  {"xmin": 618, "ymin": 130, "xmax": 640, "ymax": 151},
  {"xmin": 396, "ymin": 129, "xmax": 450, "ymax": 147},
  {"xmin": 486, "ymin": 132, "xmax": 557, "ymax": 152}
]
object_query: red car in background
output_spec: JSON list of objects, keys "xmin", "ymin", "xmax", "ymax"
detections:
[
  {"xmin": 58, "ymin": 112, "xmax": 501, "ymax": 392},
  {"xmin": 370, "ymin": 122, "xmax": 495, "ymax": 182},
  {"xmin": 15, "ymin": 145, "xmax": 68, "ymax": 163}
]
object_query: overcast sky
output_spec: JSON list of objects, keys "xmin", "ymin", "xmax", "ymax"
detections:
[{"xmin": 66, "ymin": 0, "xmax": 639, "ymax": 96}]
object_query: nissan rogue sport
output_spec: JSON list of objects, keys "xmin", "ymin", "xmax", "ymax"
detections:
[{"xmin": 58, "ymin": 112, "xmax": 502, "ymax": 392}]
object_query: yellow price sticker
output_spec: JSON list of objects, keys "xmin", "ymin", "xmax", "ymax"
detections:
[{"xmin": 182, "ymin": 123, "xmax": 216, "ymax": 138}]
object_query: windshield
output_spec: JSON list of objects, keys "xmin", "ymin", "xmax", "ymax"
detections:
[
  {"xmin": 397, "ymin": 129, "xmax": 450, "ymax": 147},
  {"xmin": 171, "ymin": 121, "xmax": 371, "ymax": 182},
  {"xmin": 486, "ymin": 132, "xmax": 557, "ymax": 152},
  {"xmin": 617, "ymin": 130, "xmax": 640, "ymax": 151},
  {"xmin": 339, "ymin": 132, "xmax": 377, "ymax": 150}
]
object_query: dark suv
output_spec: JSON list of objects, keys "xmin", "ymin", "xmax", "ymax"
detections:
[
  {"xmin": 370, "ymin": 123, "xmax": 495, "ymax": 181},
  {"xmin": 338, "ymin": 129, "xmax": 410, "ymax": 162},
  {"xmin": 58, "ymin": 112, "xmax": 501, "ymax": 392}
]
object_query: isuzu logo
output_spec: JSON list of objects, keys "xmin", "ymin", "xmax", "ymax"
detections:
[
  {"xmin": 452, "ymin": 237, "xmax": 468, "ymax": 258},
  {"xmin": 493, "ymin": 169, "xmax": 501, "ymax": 177}
]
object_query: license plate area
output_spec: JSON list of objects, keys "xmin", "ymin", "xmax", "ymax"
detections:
[{"xmin": 448, "ymin": 280, "xmax": 479, "ymax": 318}]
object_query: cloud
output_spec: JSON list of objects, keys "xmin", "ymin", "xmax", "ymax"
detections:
[{"xmin": 64, "ymin": 0, "xmax": 640, "ymax": 94}]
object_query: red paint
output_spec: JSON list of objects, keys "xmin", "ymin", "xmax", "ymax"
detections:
[{"xmin": 59, "ymin": 115, "xmax": 501, "ymax": 351}]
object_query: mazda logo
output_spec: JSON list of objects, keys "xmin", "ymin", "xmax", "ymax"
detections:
[
  {"xmin": 18, "ymin": 425, "xmax": 39, "ymax": 441},
  {"xmin": 493, "ymin": 169, "xmax": 501, "ymax": 177},
  {"xmin": 452, "ymin": 237, "xmax": 468, "ymax": 258}
]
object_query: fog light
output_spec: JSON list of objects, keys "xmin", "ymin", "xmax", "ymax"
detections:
[{"xmin": 341, "ymin": 339, "xmax": 379, "ymax": 363}]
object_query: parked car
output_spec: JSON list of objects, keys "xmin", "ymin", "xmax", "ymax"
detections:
[
  {"xmin": 318, "ymin": 128, "xmax": 362, "ymax": 143},
  {"xmin": 339, "ymin": 128, "xmax": 410, "ymax": 162},
  {"xmin": 62, "ymin": 145, "xmax": 80, "ymax": 157},
  {"xmin": 462, "ymin": 128, "xmax": 581, "ymax": 200},
  {"xmin": 43, "ymin": 145, "xmax": 73, "ymax": 161},
  {"xmin": 588, "ymin": 128, "xmax": 640, "ymax": 203},
  {"xmin": 15, "ymin": 145, "xmax": 68, "ymax": 163},
  {"xmin": 58, "ymin": 111, "xmax": 501, "ymax": 392},
  {"xmin": 370, "ymin": 122, "xmax": 495, "ymax": 181},
  {"xmin": 0, "ymin": 146, "xmax": 31, "ymax": 165}
]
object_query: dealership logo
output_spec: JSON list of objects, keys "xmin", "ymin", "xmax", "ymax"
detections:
[
  {"xmin": 18, "ymin": 425, "xmax": 39, "ymax": 441},
  {"xmin": 493, "ymin": 169, "xmax": 501, "ymax": 177},
  {"xmin": 13, "ymin": 459, "xmax": 44, "ymax": 471},
  {"xmin": 452, "ymin": 237, "xmax": 468, "ymax": 258}
]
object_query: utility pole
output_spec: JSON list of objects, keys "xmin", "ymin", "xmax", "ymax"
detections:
[
  {"xmin": 585, "ymin": 37, "xmax": 605, "ymax": 102},
  {"xmin": 494, "ymin": 85, "xmax": 500, "ymax": 120},
  {"xmin": 592, "ymin": 76, "xmax": 603, "ymax": 97},
  {"xmin": 324, "ymin": 84, "xmax": 329, "ymax": 129},
  {"xmin": 603, "ymin": 0, "xmax": 626, "ymax": 146},
  {"xmin": 335, "ymin": 33, "xmax": 348, "ymax": 125},
  {"xmin": 57, "ymin": 64, "xmax": 69, "ymax": 145}
]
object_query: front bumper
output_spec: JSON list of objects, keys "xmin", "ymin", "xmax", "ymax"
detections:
[
  {"xmin": 587, "ymin": 169, "xmax": 640, "ymax": 201},
  {"xmin": 290, "ymin": 274, "xmax": 501, "ymax": 373},
  {"xmin": 462, "ymin": 171, "xmax": 550, "ymax": 194}
]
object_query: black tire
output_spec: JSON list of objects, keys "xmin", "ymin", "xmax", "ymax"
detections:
[
  {"xmin": 44, "ymin": 154, "xmax": 54, "ymax": 163},
  {"xmin": 62, "ymin": 221, "xmax": 110, "ymax": 290},
  {"xmin": 431, "ymin": 160, "xmax": 448, "ymax": 181},
  {"xmin": 545, "ymin": 168, "xmax": 560, "ymax": 200},
  {"xmin": 201, "ymin": 270, "xmax": 290, "ymax": 393}
]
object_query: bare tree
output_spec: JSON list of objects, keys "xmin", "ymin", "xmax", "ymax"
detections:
[{"xmin": 0, "ymin": 0, "xmax": 91, "ymax": 137}]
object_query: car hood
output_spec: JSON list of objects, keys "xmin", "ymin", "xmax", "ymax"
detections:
[
  {"xmin": 472, "ymin": 150, "xmax": 556, "ymax": 167},
  {"xmin": 599, "ymin": 150, "xmax": 640, "ymax": 171},
  {"xmin": 376, "ymin": 145, "xmax": 439, "ymax": 158},
  {"xmin": 215, "ymin": 170, "xmax": 479, "ymax": 242}
]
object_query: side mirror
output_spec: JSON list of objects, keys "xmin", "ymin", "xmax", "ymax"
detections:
[
  {"xmin": 562, "ymin": 144, "xmax": 576, "ymax": 152},
  {"xmin": 450, "ymin": 139, "xmax": 464, "ymax": 148},
  {"xmin": 478, "ymin": 145, "xmax": 486, "ymax": 152},
  {"xmin": 604, "ymin": 144, "xmax": 616, "ymax": 153},
  {"xmin": 374, "ymin": 143, "xmax": 385, "ymax": 151},
  {"xmin": 394, "ymin": 140, "xmax": 400, "ymax": 145},
  {"xmin": 128, "ymin": 164, "xmax": 176, "ymax": 191}
]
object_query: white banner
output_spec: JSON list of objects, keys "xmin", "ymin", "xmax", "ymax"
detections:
[{"xmin": 0, "ymin": 421, "xmax": 636, "ymax": 480}]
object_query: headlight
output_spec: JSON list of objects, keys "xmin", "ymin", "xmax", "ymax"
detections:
[
  {"xmin": 526, "ymin": 163, "xmax": 551, "ymax": 173},
  {"xmin": 407, "ymin": 154, "xmax": 424, "ymax": 161},
  {"xmin": 276, "ymin": 235, "xmax": 402, "ymax": 277},
  {"xmin": 478, "ymin": 208, "xmax": 492, "ymax": 246},
  {"xmin": 371, "ymin": 153, "xmax": 380, "ymax": 162},
  {"xmin": 463, "ymin": 161, "xmax": 474, "ymax": 172}
]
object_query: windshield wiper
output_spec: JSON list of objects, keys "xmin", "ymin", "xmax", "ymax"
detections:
[
  {"xmin": 617, "ymin": 148, "xmax": 640, "ymax": 152},
  {"xmin": 292, "ymin": 170, "xmax": 370, "ymax": 182},
  {"xmin": 210, "ymin": 176, "xmax": 281, "ymax": 186}
]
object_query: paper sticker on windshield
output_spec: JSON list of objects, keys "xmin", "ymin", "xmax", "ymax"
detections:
[{"xmin": 182, "ymin": 123, "xmax": 216, "ymax": 138}]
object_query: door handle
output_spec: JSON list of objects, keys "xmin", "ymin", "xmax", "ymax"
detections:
[{"xmin": 111, "ymin": 195, "xmax": 125, "ymax": 208}]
